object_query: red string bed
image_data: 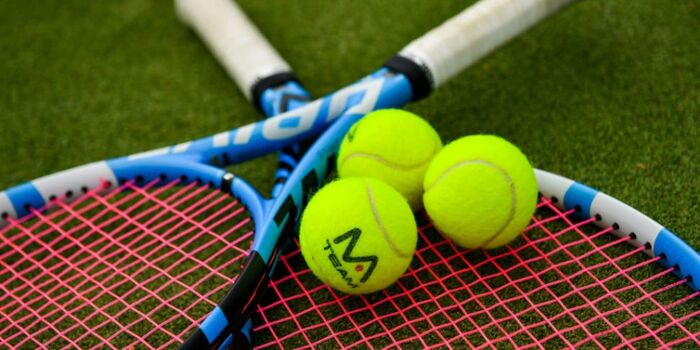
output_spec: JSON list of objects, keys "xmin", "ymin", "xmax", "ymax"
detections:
[
  {"xmin": 1, "ymin": 181, "xmax": 698, "ymax": 349},
  {"xmin": 255, "ymin": 198, "xmax": 700, "ymax": 349}
]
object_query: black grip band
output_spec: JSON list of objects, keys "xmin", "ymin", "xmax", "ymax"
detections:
[
  {"xmin": 250, "ymin": 72, "xmax": 299, "ymax": 112},
  {"xmin": 384, "ymin": 55, "xmax": 433, "ymax": 101}
]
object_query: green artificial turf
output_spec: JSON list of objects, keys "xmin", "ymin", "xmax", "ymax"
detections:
[
  {"xmin": 0, "ymin": 0, "xmax": 699, "ymax": 348},
  {"xmin": 1, "ymin": 0, "xmax": 698, "ymax": 243}
]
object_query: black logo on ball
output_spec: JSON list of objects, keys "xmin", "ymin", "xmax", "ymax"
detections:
[{"xmin": 323, "ymin": 228, "xmax": 378, "ymax": 288}]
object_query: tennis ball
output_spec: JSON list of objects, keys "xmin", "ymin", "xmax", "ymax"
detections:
[
  {"xmin": 299, "ymin": 177, "xmax": 417, "ymax": 294},
  {"xmin": 337, "ymin": 109, "xmax": 442, "ymax": 211},
  {"xmin": 423, "ymin": 135, "xmax": 538, "ymax": 249}
]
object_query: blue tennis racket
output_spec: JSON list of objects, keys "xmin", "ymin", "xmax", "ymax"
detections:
[
  {"xmin": 184, "ymin": 0, "xmax": 700, "ymax": 349},
  {"xmin": 0, "ymin": 0, "xmax": 576, "ymax": 348},
  {"xmin": 3, "ymin": 0, "xmax": 698, "ymax": 349}
]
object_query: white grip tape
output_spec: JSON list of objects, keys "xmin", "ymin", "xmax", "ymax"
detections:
[
  {"xmin": 399, "ymin": 0, "xmax": 573, "ymax": 88},
  {"xmin": 175, "ymin": 0, "xmax": 291, "ymax": 100}
]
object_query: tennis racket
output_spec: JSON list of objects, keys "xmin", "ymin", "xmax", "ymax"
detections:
[
  {"xmin": 0, "ymin": 2, "xmax": 313, "ymax": 349},
  {"xmin": 189, "ymin": 0, "xmax": 700, "ymax": 348},
  {"xmin": 0, "ymin": 0, "xmax": 575, "ymax": 349}
]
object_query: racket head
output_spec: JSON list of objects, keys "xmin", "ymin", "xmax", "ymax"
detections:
[
  {"xmin": 0, "ymin": 66, "xmax": 415, "ymax": 349},
  {"xmin": 181, "ymin": 107, "xmax": 374, "ymax": 349},
  {"xmin": 0, "ymin": 157, "xmax": 271, "ymax": 349},
  {"xmin": 251, "ymin": 170, "xmax": 700, "ymax": 349}
]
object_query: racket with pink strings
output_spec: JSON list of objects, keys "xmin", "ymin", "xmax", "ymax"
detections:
[
  {"xmin": 0, "ymin": 0, "xmax": 581, "ymax": 348},
  {"xmin": 183, "ymin": 0, "xmax": 700, "ymax": 348}
]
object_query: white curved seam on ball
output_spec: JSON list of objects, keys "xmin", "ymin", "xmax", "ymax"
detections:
[
  {"xmin": 366, "ymin": 183, "xmax": 412, "ymax": 258},
  {"xmin": 340, "ymin": 152, "xmax": 430, "ymax": 171},
  {"xmin": 425, "ymin": 159, "xmax": 516, "ymax": 246},
  {"xmin": 340, "ymin": 132, "xmax": 441, "ymax": 172}
]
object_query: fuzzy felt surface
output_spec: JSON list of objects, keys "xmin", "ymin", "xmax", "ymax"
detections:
[
  {"xmin": 300, "ymin": 177, "xmax": 416, "ymax": 294},
  {"xmin": 338, "ymin": 109, "xmax": 442, "ymax": 210},
  {"xmin": 423, "ymin": 135, "xmax": 538, "ymax": 249}
]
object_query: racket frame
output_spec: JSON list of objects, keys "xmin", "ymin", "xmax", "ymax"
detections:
[{"xmin": 4, "ymin": 0, "xmax": 698, "ymax": 349}]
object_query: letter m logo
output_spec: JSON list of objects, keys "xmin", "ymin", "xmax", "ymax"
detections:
[{"xmin": 333, "ymin": 228, "xmax": 378, "ymax": 283}]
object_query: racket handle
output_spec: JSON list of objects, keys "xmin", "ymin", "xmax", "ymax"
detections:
[
  {"xmin": 175, "ymin": 0, "xmax": 292, "ymax": 101},
  {"xmin": 399, "ymin": 0, "xmax": 574, "ymax": 89}
]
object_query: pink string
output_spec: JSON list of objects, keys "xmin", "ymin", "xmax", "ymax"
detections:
[
  {"xmin": 2, "ymin": 187, "xmax": 698, "ymax": 349},
  {"xmin": 0, "ymin": 180, "xmax": 251, "ymax": 349},
  {"xmin": 2, "ymin": 181, "xmax": 238, "ymax": 344},
  {"xmin": 254, "ymin": 197, "xmax": 700, "ymax": 349}
]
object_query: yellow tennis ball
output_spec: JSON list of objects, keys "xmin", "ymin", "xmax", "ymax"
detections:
[
  {"xmin": 337, "ymin": 109, "xmax": 442, "ymax": 211},
  {"xmin": 423, "ymin": 135, "xmax": 538, "ymax": 249},
  {"xmin": 299, "ymin": 177, "xmax": 417, "ymax": 294}
]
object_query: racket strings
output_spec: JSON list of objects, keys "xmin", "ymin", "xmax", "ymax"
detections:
[
  {"xmin": 0, "ymin": 180, "xmax": 253, "ymax": 349},
  {"xmin": 524, "ymin": 209, "xmax": 692, "ymax": 348},
  {"xmin": 254, "ymin": 197, "xmax": 700, "ymax": 349}
]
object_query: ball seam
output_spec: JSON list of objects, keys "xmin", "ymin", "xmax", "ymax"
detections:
[
  {"xmin": 340, "ymin": 152, "xmax": 432, "ymax": 171},
  {"xmin": 339, "ymin": 130, "xmax": 441, "ymax": 171},
  {"xmin": 366, "ymin": 182, "xmax": 412, "ymax": 258}
]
